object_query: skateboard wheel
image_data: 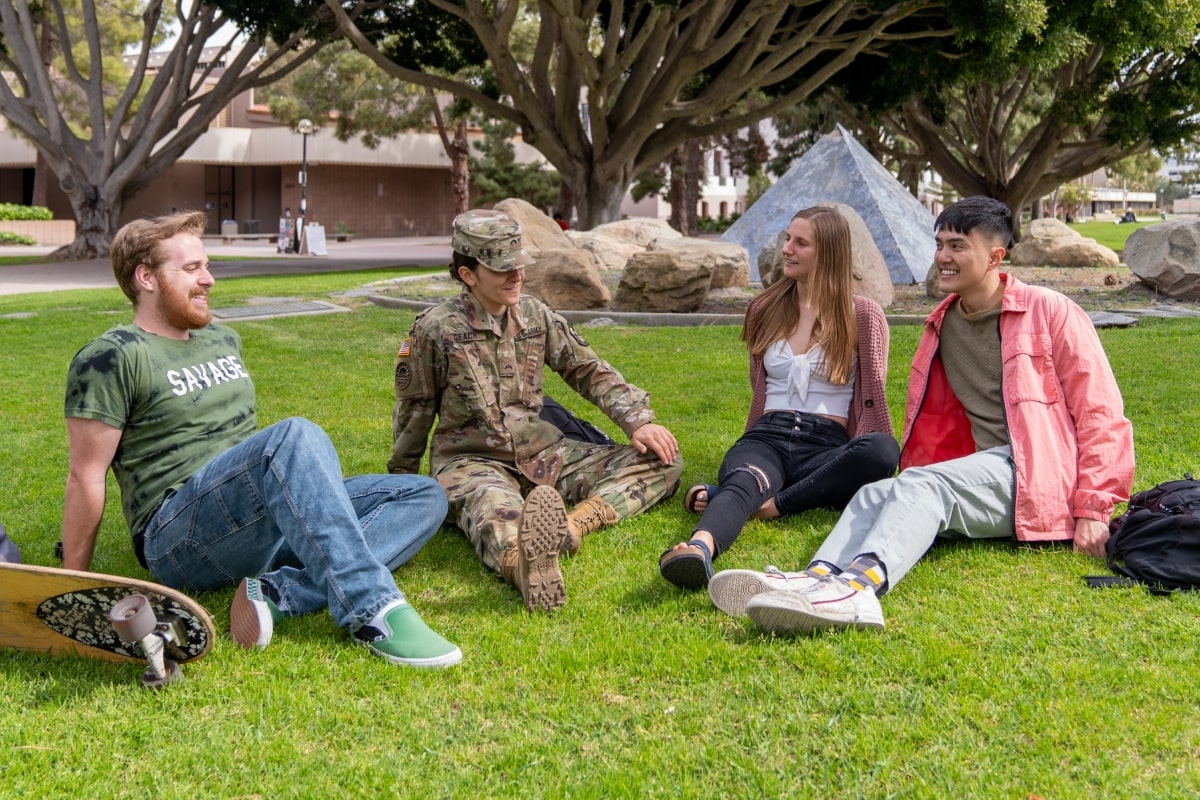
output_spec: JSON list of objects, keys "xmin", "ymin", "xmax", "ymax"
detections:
[
  {"xmin": 142, "ymin": 659, "xmax": 183, "ymax": 689},
  {"xmin": 109, "ymin": 594, "xmax": 157, "ymax": 642}
]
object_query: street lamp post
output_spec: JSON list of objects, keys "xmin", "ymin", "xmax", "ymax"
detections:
[{"xmin": 297, "ymin": 118, "xmax": 313, "ymax": 252}]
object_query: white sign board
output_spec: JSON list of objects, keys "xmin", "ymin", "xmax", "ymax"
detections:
[{"xmin": 300, "ymin": 223, "xmax": 327, "ymax": 256}]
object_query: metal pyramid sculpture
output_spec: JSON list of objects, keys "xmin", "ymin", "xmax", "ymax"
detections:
[{"xmin": 722, "ymin": 124, "xmax": 934, "ymax": 284}]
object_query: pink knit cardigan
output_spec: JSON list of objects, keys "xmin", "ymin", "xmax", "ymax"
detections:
[{"xmin": 745, "ymin": 294, "xmax": 893, "ymax": 438}]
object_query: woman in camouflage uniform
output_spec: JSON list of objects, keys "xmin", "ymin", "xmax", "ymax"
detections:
[{"xmin": 390, "ymin": 210, "xmax": 683, "ymax": 612}]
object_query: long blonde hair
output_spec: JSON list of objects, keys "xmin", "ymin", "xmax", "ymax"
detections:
[{"xmin": 741, "ymin": 206, "xmax": 857, "ymax": 384}]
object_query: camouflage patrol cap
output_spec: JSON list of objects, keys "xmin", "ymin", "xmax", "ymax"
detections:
[{"xmin": 451, "ymin": 209, "xmax": 532, "ymax": 272}]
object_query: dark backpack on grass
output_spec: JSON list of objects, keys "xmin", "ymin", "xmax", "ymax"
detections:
[
  {"xmin": 539, "ymin": 396, "xmax": 615, "ymax": 446},
  {"xmin": 1089, "ymin": 475, "xmax": 1200, "ymax": 594}
]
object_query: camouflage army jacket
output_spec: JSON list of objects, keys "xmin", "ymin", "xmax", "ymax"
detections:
[{"xmin": 389, "ymin": 288, "xmax": 655, "ymax": 480}]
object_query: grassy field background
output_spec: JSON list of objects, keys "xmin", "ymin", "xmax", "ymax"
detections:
[
  {"xmin": 1067, "ymin": 219, "xmax": 1161, "ymax": 252},
  {"xmin": 2, "ymin": 270, "xmax": 1199, "ymax": 799}
]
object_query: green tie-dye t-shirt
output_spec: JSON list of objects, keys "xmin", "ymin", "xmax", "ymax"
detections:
[{"xmin": 64, "ymin": 323, "xmax": 257, "ymax": 538}]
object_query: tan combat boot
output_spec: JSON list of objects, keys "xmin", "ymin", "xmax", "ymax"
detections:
[
  {"xmin": 562, "ymin": 497, "xmax": 619, "ymax": 556},
  {"xmin": 509, "ymin": 485, "xmax": 570, "ymax": 612}
]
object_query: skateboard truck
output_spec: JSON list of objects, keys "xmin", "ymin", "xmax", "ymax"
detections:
[{"xmin": 108, "ymin": 594, "xmax": 185, "ymax": 689}]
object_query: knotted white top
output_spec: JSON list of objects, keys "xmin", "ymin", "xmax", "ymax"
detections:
[{"xmin": 762, "ymin": 339, "xmax": 856, "ymax": 418}]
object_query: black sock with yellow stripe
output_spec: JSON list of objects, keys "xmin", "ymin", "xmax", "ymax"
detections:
[
  {"xmin": 804, "ymin": 561, "xmax": 835, "ymax": 578},
  {"xmin": 839, "ymin": 555, "xmax": 886, "ymax": 593}
]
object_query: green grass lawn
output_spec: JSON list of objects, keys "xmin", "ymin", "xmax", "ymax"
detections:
[
  {"xmin": 0, "ymin": 253, "xmax": 47, "ymax": 266},
  {"xmin": 2, "ymin": 274, "xmax": 1199, "ymax": 799},
  {"xmin": 1067, "ymin": 219, "xmax": 1163, "ymax": 252}
]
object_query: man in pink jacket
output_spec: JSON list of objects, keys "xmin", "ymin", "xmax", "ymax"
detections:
[{"xmin": 709, "ymin": 196, "xmax": 1134, "ymax": 632}]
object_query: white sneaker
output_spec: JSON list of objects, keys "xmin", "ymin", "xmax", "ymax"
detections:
[
  {"xmin": 707, "ymin": 566, "xmax": 822, "ymax": 618},
  {"xmin": 745, "ymin": 576, "xmax": 885, "ymax": 633}
]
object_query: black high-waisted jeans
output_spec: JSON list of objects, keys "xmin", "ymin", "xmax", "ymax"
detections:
[{"xmin": 696, "ymin": 411, "xmax": 899, "ymax": 559}]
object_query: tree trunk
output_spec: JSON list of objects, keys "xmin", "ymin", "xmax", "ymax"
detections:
[
  {"xmin": 994, "ymin": 188, "xmax": 1030, "ymax": 244},
  {"xmin": 32, "ymin": 153, "xmax": 48, "ymax": 207},
  {"xmin": 48, "ymin": 188, "xmax": 123, "ymax": 260},
  {"xmin": 573, "ymin": 176, "xmax": 625, "ymax": 230},
  {"xmin": 554, "ymin": 181, "xmax": 574, "ymax": 224},
  {"xmin": 668, "ymin": 140, "xmax": 703, "ymax": 236},
  {"xmin": 449, "ymin": 119, "xmax": 471, "ymax": 215}
]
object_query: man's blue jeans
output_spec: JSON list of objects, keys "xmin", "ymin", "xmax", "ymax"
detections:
[{"xmin": 142, "ymin": 417, "xmax": 447, "ymax": 631}]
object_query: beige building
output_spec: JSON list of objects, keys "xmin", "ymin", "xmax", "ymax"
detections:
[
  {"xmin": 0, "ymin": 43, "xmax": 547, "ymax": 239},
  {"xmin": 0, "ymin": 86, "xmax": 545, "ymax": 239},
  {"xmin": 0, "ymin": 46, "xmax": 752, "ymax": 239}
]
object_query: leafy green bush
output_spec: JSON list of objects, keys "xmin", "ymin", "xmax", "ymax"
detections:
[
  {"xmin": 698, "ymin": 212, "xmax": 740, "ymax": 233},
  {"xmin": 0, "ymin": 230, "xmax": 36, "ymax": 245},
  {"xmin": 0, "ymin": 203, "xmax": 52, "ymax": 221},
  {"xmin": 744, "ymin": 172, "xmax": 772, "ymax": 209}
]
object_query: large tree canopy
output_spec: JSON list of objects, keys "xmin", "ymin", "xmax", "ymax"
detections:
[
  {"xmin": 304, "ymin": 0, "xmax": 963, "ymax": 229},
  {"xmin": 830, "ymin": 0, "xmax": 1200, "ymax": 235},
  {"xmin": 0, "ymin": 1, "xmax": 341, "ymax": 258},
  {"xmin": 258, "ymin": 39, "xmax": 476, "ymax": 214}
]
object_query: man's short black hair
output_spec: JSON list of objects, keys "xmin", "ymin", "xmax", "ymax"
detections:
[{"xmin": 934, "ymin": 196, "xmax": 1013, "ymax": 248}]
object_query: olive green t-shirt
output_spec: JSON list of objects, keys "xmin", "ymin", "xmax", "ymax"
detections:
[
  {"xmin": 939, "ymin": 301, "xmax": 1009, "ymax": 450},
  {"xmin": 64, "ymin": 324, "xmax": 257, "ymax": 539}
]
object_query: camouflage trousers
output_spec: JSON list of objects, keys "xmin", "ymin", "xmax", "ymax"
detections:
[{"xmin": 436, "ymin": 440, "xmax": 683, "ymax": 575}]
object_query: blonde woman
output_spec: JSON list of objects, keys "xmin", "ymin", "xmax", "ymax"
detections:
[{"xmin": 659, "ymin": 206, "xmax": 899, "ymax": 590}]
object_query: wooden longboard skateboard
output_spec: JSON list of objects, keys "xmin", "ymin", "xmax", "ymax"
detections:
[{"xmin": 0, "ymin": 562, "xmax": 215, "ymax": 688}]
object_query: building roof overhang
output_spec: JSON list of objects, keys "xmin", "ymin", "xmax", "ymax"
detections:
[{"xmin": 0, "ymin": 126, "xmax": 545, "ymax": 169}]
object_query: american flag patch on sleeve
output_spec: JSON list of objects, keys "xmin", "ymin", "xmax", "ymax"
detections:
[{"xmin": 396, "ymin": 337, "xmax": 412, "ymax": 357}]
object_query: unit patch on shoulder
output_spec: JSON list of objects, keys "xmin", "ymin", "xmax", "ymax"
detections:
[
  {"xmin": 396, "ymin": 337, "xmax": 413, "ymax": 357},
  {"xmin": 557, "ymin": 318, "xmax": 588, "ymax": 347},
  {"xmin": 395, "ymin": 361, "xmax": 412, "ymax": 390}
]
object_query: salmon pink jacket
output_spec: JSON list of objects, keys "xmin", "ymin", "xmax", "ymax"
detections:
[{"xmin": 900, "ymin": 274, "xmax": 1134, "ymax": 542}]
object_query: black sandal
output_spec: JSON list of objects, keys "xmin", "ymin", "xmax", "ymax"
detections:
[
  {"xmin": 683, "ymin": 483, "xmax": 719, "ymax": 514},
  {"xmin": 658, "ymin": 539, "xmax": 714, "ymax": 589}
]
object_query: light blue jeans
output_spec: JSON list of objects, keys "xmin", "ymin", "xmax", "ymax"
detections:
[
  {"xmin": 142, "ymin": 417, "xmax": 448, "ymax": 631},
  {"xmin": 810, "ymin": 445, "xmax": 1016, "ymax": 593}
]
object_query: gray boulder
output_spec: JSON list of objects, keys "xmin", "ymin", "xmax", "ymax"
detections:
[
  {"xmin": 1125, "ymin": 218, "xmax": 1200, "ymax": 300},
  {"xmin": 1009, "ymin": 218, "xmax": 1119, "ymax": 268},
  {"xmin": 494, "ymin": 197, "xmax": 572, "ymax": 251},
  {"xmin": 591, "ymin": 218, "xmax": 683, "ymax": 247},
  {"xmin": 924, "ymin": 263, "xmax": 943, "ymax": 299},
  {"xmin": 564, "ymin": 230, "xmax": 643, "ymax": 272},
  {"xmin": 613, "ymin": 250, "xmax": 713, "ymax": 313},
  {"xmin": 648, "ymin": 238, "xmax": 749, "ymax": 289},
  {"xmin": 523, "ymin": 249, "xmax": 611, "ymax": 310}
]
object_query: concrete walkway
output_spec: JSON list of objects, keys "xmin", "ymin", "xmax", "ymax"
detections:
[
  {"xmin": 0, "ymin": 236, "xmax": 453, "ymax": 296},
  {"xmin": 2, "ymin": 235, "xmax": 1181, "ymax": 329}
]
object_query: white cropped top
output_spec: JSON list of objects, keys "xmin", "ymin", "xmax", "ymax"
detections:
[{"xmin": 762, "ymin": 340, "xmax": 856, "ymax": 418}]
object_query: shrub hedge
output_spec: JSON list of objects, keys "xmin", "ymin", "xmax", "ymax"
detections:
[
  {"xmin": 0, "ymin": 231, "xmax": 36, "ymax": 245},
  {"xmin": 0, "ymin": 203, "xmax": 53, "ymax": 221}
]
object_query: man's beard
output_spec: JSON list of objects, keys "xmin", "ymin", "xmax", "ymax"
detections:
[{"xmin": 160, "ymin": 282, "xmax": 211, "ymax": 330}]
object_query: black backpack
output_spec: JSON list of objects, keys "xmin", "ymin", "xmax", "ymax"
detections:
[
  {"xmin": 1088, "ymin": 475, "xmax": 1200, "ymax": 594},
  {"xmin": 539, "ymin": 396, "xmax": 616, "ymax": 446}
]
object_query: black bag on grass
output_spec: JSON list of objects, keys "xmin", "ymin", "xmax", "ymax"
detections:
[
  {"xmin": 1089, "ymin": 475, "xmax": 1200, "ymax": 594},
  {"xmin": 540, "ymin": 396, "xmax": 615, "ymax": 446}
]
